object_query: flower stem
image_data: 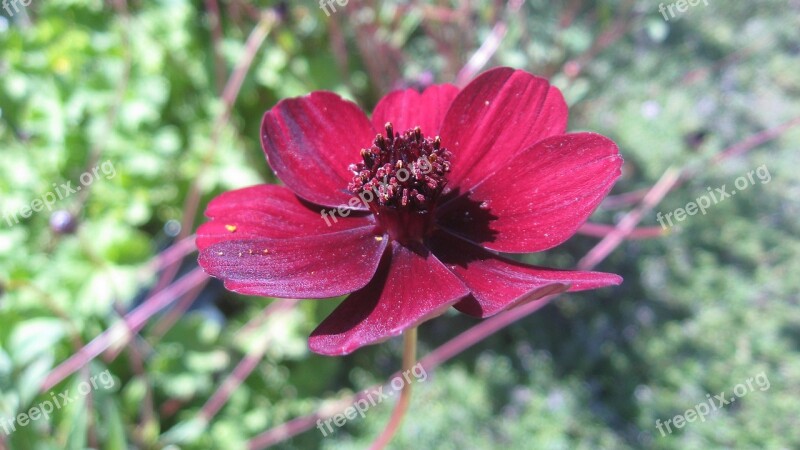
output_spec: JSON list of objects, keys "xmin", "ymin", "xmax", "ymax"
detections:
[{"xmin": 368, "ymin": 327, "xmax": 418, "ymax": 450}]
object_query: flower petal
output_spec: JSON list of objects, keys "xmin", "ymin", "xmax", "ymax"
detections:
[
  {"xmin": 261, "ymin": 92, "xmax": 376, "ymax": 208},
  {"xmin": 429, "ymin": 230, "xmax": 622, "ymax": 318},
  {"xmin": 440, "ymin": 67, "xmax": 568, "ymax": 192},
  {"xmin": 308, "ymin": 241, "xmax": 469, "ymax": 355},
  {"xmin": 198, "ymin": 226, "xmax": 388, "ymax": 299},
  {"xmin": 196, "ymin": 184, "xmax": 372, "ymax": 251},
  {"xmin": 437, "ymin": 132, "xmax": 622, "ymax": 253},
  {"xmin": 371, "ymin": 84, "xmax": 459, "ymax": 136}
]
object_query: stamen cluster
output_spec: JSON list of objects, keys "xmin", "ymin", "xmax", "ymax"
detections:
[{"xmin": 348, "ymin": 123, "xmax": 452, "ymax": 212}]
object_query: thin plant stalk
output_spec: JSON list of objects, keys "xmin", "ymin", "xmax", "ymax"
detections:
[{"xmin": 368, "ymin": 327, "xmax": 418, "ymax": 450}]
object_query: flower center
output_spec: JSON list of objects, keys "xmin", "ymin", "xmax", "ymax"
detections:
[{"xmin": 348, "ymin": 122, "xmax": 452, "ymax": 244}]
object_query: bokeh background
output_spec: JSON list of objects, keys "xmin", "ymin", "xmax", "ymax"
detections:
[{"xmin": 1, "ymin": 1, "xmax": 799, "ymax": 449}]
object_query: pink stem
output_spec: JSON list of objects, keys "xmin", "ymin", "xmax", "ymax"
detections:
[
  {"xmin": 366, "ymin": 327, "xmax": 417, "ymax": 450},
  {"xmin": 41, "ymin": 268, "xmax": 208, "ymax": 391},
  {"xmin": 205, "ymin": 0, "xmax": 227, "ymax": 94},
  {"xmin": 577, "ymin": 168, "xmax": 682, "ymax": 270},
  {"xmin": 578, "ymin": 223, "xmax": 666, "ymax": 240},
  {"xmin": 151, "ymin": 12, "xmax": 277, "ymax": 310},
  {"xmin": 148, "ymin": 235, "xmax": 197, "ymax": 273},
  {"xmin": 145, "ymin": 277, "xmax": 210, "ymax": 342},
  {"xmin": 455, "ymin": 1, "xmax": 524, "ymax": 86},
  {"xmin": 199, "ymin": 300, "xmax": 297, "ymax": 423}
]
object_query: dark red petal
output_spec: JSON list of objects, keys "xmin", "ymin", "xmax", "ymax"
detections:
[
  {"xmin": 198, "ymin": 226, "xmax": 388, "ymax": 299},
  {"xmin": 439, "ymin": 67, "xmax": 568, "ymax": 192},
  {"xmin": 429, "ymin": 230, "xmax": 622, "ymax": 318},
  {"xmin": 308, "ymin": 241, "xmax": 469, "ymax": 355},
  {"xmin": 371, "ymin": 84, "xmax": 459, "ymax": 136},
  {"xmin": 261, "ymin": 92, "xmax": 375, "ymax": 208},
  {"xmin": 196, "ymin": 184, "xmax": 372, "ymax": 251},
  {"xmin": 437, "ymin": 132, "xmax": 622, "ymax": 253}
]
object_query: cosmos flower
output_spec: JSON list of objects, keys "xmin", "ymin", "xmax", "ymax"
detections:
[{"xmin": 197, "ymin": 67, "xmax": 623, "ymax": 356}]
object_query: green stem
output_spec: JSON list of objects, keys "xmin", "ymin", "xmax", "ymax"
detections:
[{"xmin": 368, "ymin": 327, "xmax": 418, "ymax": 450}]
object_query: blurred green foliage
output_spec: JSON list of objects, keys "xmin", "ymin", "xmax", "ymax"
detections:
[{"xmin": 1, "ymin": 0, "xmax": 799, "ymax": 449}]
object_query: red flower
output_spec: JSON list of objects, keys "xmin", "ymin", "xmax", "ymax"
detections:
[{"xmin": 197, "ymin": 67, "xmax": 623, "ymax": 356}]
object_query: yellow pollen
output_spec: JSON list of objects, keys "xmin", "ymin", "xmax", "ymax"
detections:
[{"xmin": 225, "ymin": 224, "xmax": 237, "ymax": 232}]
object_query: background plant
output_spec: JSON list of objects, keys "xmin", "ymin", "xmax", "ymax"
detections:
[{"xmin": 1, "ymin": 0, "xmax": 798, "ymax": 449}]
